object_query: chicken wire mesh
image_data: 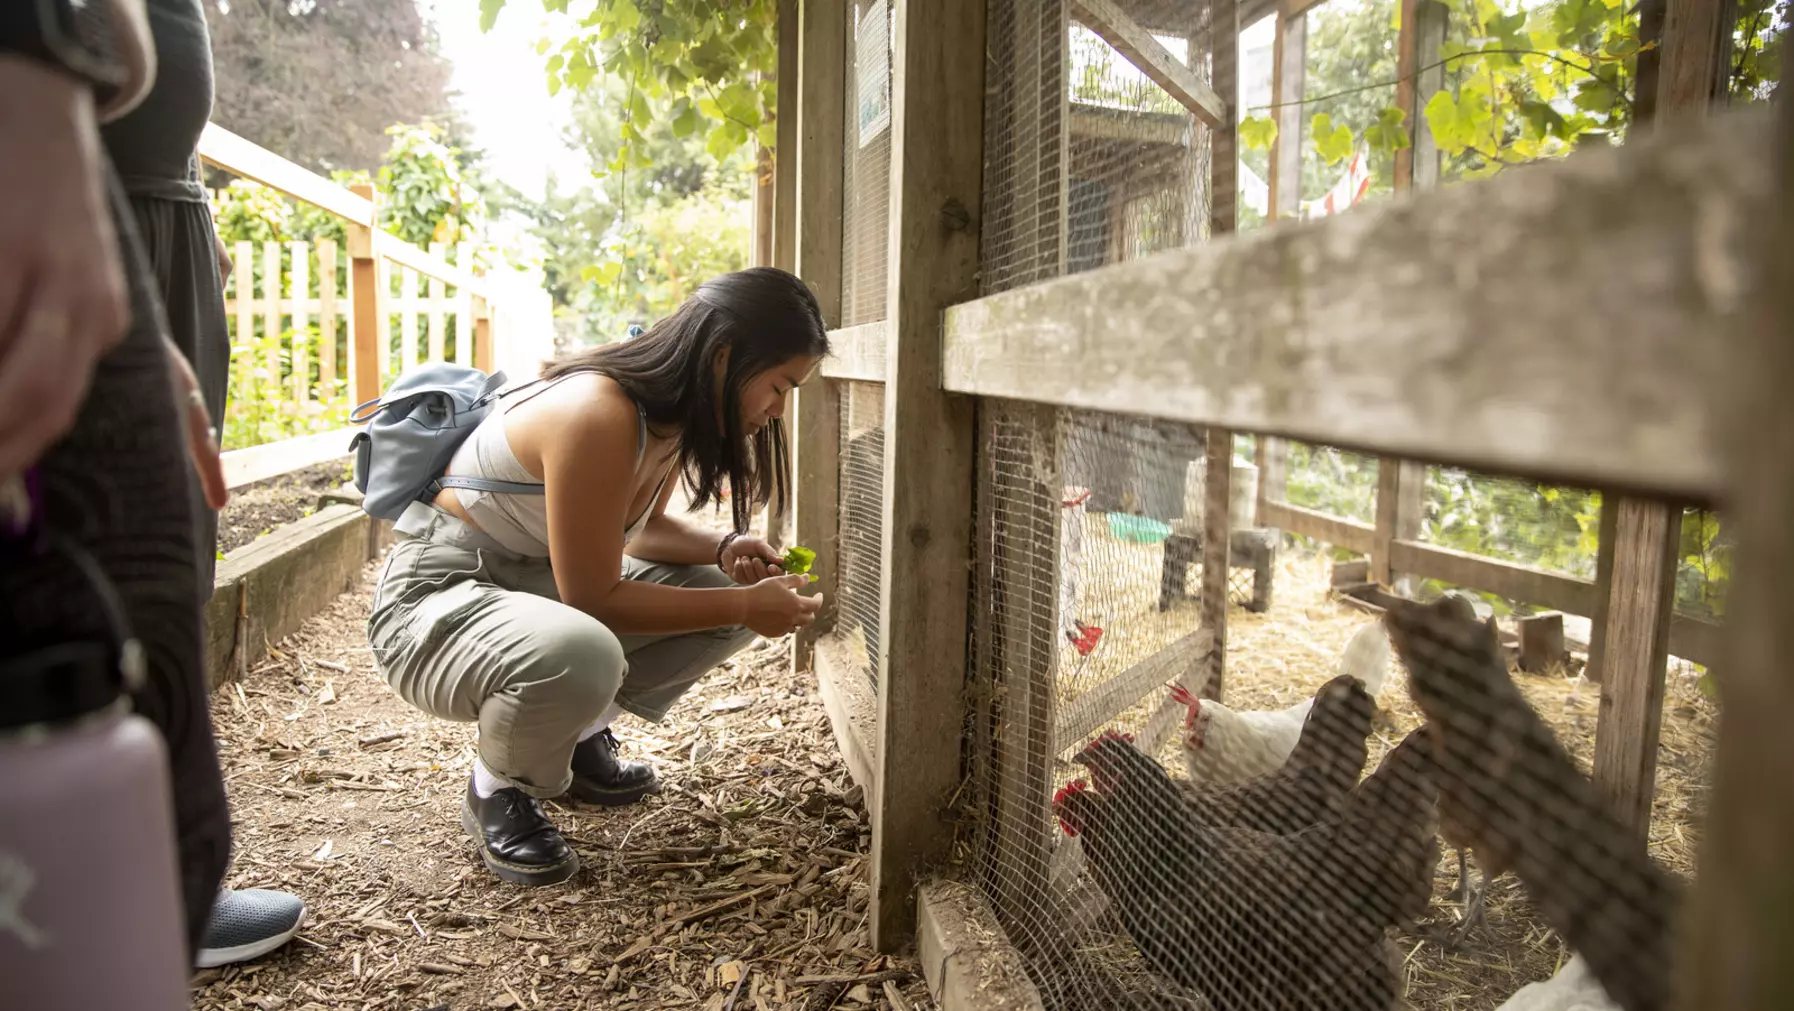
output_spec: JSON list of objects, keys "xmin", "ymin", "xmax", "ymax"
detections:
[
  {"xmin": 842, "ymin": 0, "xmax": 894, "ymax": 327},
  {"xmin": 955, "ymin": 2, "xmax": 1713, "ymax": 1008},
  {"xmin": 835, "ymin": 380, "xmax": 887, "ymax": 689}
]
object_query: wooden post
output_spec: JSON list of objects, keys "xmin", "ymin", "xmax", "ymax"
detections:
[
  {"xmin": 870, "ymin": 0, "xmax": 984, "ymax": 952},
  {"xmin": 317, "ymin": 239, "xmax": 338, "ymax": 398},
  {"xmin": 765, "ymin": 0, "xmax": 804, "ymax": 551},
  {"xmin": 456, "ymin": 241, "xmax": 476, "ymax": 367},
  {"xmin": 791, "ymin": 0, "xmax": 847, "ymax": 675},
  {"xmin": 1589, "ymin": 0, "xmax": 1729, "ymax": 841},
  {"xmin": 234, "ymin": 239, "xmax": 254, "ymax": 399},
  {"xmin": 980, "ymin": 0, "xmax": 1069, "ymax": 934},
  {"xmin": 347, "ymin": 183, "xmax": 384, "ymax": 406},
  {"xmin": 1680, "ymin": 73, "xmax": 1793, "ymax": 1011},
  {"xmin": 1255, "ymin": 9, "xmax": 1303, "ymax": 517},
  {"xmin": 427, "ymin": 242, "xmax": 448, "ymax": 362},
  {"xmin": 1196, "ymin": 0, "xmax": 1239, "ymax": 701},
  {"xmin": 262, "ymin": 241, "xmax": 282, "ymax": 386},
  {"xmin": 400, "ymin": 266, "xmax": 419, "ymax": 370},
  {"xmin": 471, "ymin": 295, "xmax": 495, "ymax": 374},
  {"xmin": 289, "ymin": 241, "xmax": 310, "ymax": 403},
  {"xmin": 1370, "ymin": 0, "xmax": 1444, "ymax": 591}
]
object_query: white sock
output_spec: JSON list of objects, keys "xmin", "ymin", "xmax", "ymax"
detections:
[
  {"xmin": 577, "ymin": 702, "xmax": 625, "ymax": 743},
  {"xmin": 471, "ymin": 758, "xmax": 512, "ymax": 798}
]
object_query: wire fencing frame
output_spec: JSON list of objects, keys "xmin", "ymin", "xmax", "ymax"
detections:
[{"xmin": 783, "ymin": 0, "xmax": 1789, "ymax": 1006}]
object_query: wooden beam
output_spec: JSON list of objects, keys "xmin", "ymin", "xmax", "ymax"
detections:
[
  {"xmin": 1657, "ymin": 0, "xmax": 1736, "ymax": 117},
  {"xmin": 1069, "ymin": 0, "xmax": 1228, "ymax": 128},
  {"xmin": 815, "ymin": 635, "xmax": 878, "ymax": 793},
  {"xmin": 199, "ymin": 123, "xmax": 375, "ymax": 227},
  {"xmin": 1266, "ymin": 11, "xmax": 1305, "ymax": 224},
  {"xmin": 939, "ymin": 105, "xmax": 1773, "ymax": 504},
  {"xmin": 1410, "ymin": 0, "xmax": 1449, "ymax": 190},
  {"xmin": 1390, "ymin": 539, "xmax": 1593, "ymax": 614},
  {"xmin": 869, "ymin": 0, "xmax": 985, "ymax": 952},
  {"xmin": 1372, "ymin": 459, "xmax": 1425, "ymax": 590},
  {"xmin": 347, "ymin": 184, "xmax": 384, "ymax": 406},
  {"xmin": 773, "ymin": 0, "xmax": 801, "ymax": 275},
  {"xmin": 819, "ymin": 321, "xmax": 889, "ymax": 381},
  {"xmin": 916, "ymin": 881, "xmax": 1045, "ymax": 1010},
  {"xmin": 1053, "ymin": 627, "xmax": 1210, "ymax": 751},
  {"xmin": 1680, "ymin": 66, "xmax": 1793, "ymax": 1011},
  {"xmin": 375, "ymin": 232, "xmax": 488, "ymax": 300},
  {"xmin": 1258, "ymin": 499, "xmax": 1376, "ymax": 554},
  {"xmin": 220, "ymin": 427, "xmax": 356, "ymax": 491},
  {"xmin": 792, "ymin": 0, "xmax": 849, "ymax": 674},
  {"xmin": 1590, "ymin": 499, "xmax": 1681, "ymax": 836}
]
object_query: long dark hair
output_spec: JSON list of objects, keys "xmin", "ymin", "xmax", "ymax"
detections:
[{"xmin": 541, "ymin": 267, "xmax": 830, "ymax": 532}]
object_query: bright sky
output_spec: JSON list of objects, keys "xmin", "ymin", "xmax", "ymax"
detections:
[{"xmin": 423, "ymin": 0, "xmax": 590, "ymax": 201}]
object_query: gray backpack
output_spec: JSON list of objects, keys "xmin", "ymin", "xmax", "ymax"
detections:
[{"xmin": 348, "ymin": 361, "xmax": 545, "ymax": 521}]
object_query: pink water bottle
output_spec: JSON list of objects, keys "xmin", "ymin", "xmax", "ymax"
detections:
[{"xmin": 1, "ymin": 471, "xmax": 189, "ymax": 1010}]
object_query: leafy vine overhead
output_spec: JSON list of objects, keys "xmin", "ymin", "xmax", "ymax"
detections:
[
  {"xmin": 1241, "ymin": 0, "xmax": 1783, "ymax": 180},
  {"xmin": 478, "ymin": 0, "xmax": 780, "ymax": 168}
]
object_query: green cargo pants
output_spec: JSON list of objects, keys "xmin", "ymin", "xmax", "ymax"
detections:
[{"xmin": 368, "ymin": 504, "xmax": 756, "ymax": 798}]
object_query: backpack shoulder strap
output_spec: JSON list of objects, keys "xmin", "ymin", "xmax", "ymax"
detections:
[{"xmin": 433, "ymin": 476, "xmax": 545, "ymax": 496}]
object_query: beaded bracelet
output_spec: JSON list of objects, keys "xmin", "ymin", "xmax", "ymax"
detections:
[{"xmin": 716, "ymin": 530, "xmax": 744, "ymax": 571}]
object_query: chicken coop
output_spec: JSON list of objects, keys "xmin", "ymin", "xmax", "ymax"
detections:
[{"xmin": 769, "ymin": 0, "xmax": 1790, "ymax": 1008}]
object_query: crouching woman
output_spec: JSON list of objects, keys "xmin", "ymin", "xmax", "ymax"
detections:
[{"xmin": 367, "ymin": 267, "xmax": 828, "ymax": 886}]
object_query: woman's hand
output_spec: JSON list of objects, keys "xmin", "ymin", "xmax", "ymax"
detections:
[
  {"xmin": 721, "ymin": 533, "xmax": 785, "ymax": 585},
  {"xmin": 741, "ymin": 573, "xmax": 823, "ymax": 638},
  {"xmin": 163, "ymin": 335, "xmax": 228, "ymax": 510},
  {"xmin": 0, "ymin": 58, "xmax": 131, "ymax": 480}
]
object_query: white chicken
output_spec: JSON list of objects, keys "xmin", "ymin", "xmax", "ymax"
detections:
[
  {"xmin": 1171, "ymin": 621, "xmax": 1390, "ymax": 785},
  {"xmin": 1496, "ymin": 954, "xmax": 1620, "ymax": 1011}
]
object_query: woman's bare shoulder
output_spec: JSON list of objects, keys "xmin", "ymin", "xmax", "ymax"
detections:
[{"xmin": 507, "ymin": 371, "xmax": 638, "ymax": 462}]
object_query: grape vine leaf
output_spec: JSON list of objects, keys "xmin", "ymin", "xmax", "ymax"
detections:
[
  {"xmin": 1311, "ymin": 112, "xmax": 1356, "ymax": 165},
  {"xmin": 1239, "ymin": 115, "xmax": 1279, "ymax": 151},
  {"xmin": 1364, "ymin": 106, "xmax": 1411, "ymax": 152}
]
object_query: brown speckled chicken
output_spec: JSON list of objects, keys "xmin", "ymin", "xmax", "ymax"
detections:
[
  {"xmin": 1383, "ymin": 595, "xmax": 1680, "ymax": 1011},
  {"xmin": 1053, "ymin": 726, "xmax": 1439, "ymax": 1010}
]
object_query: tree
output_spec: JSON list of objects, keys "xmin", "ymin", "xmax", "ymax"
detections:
[
  {"xmin": 206, "ymin": 0, "xmax": 457, "ymax": 173},
  {"xmin": 477, "ymin": 0, "xmax": 778, "ymax": 167}
]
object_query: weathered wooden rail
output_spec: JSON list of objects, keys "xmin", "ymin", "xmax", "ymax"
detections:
[{"xmin": 778, "ymin": 0, "xmax": 1787, "ymax": 1007}]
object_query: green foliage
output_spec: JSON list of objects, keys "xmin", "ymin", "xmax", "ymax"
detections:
[
  {"xmin": 781, "ymin": 545, "xmax": 817, "ymax": 577},
  {"xmin": 480, "ymin": 0, "xmax": 778, "ymax": 169},
  {"xmin": 1311, "ymin": 112, "xmax": 1357, "ymax": 165},
  {"xmin": 1240, "ymin": 115, "xmax": 1280, "ymax": 151},
  {"xmin": 376, "ymin": 123, "xmax": 487, "ymax": 247}
]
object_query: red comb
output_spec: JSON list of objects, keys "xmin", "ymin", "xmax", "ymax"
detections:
[{"xmin": 1168, "ymin": 683, "xmax": 1197, "ymax": 705}]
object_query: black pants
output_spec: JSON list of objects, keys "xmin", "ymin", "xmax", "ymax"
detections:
[{"xmin": 0, "ymin": 171, "xmax": 231, "ymax": 959}]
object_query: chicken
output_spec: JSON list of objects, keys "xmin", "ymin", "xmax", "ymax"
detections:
[
  {"xmin": 1497, "ymin": 954, "xmax": 1620, "ymax": 1011},
  {"xmin": 1172, "ymin": 621, "xmax": 1390, "ymax": 786},
  {"xmin": 1383, "ymin": 595, "xmax": 1679, "ymax": 1011},
  {"xmin": 1177, "ymin": 673, "xmax": 1377, "ymax": 836},
  {"xmin": 1052, "ymin": 725, "xmax": 1439, "ymax": 1010}
]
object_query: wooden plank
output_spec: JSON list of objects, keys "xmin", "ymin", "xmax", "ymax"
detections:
[
  {"xmin": 471, "ymin": 296, "xmax": 495, "ymax": 374},
  {"xmin": 1680, "ymin": 71, "xmax": 1792, "ymax": 1011},
  {"xmin": 456, "ymin": 241, "xmax": 476, "ymax": 367},
  {"xmin": 1590, "ymin": 498, "xmax": 1681, "ymax": 837},
  {"xmin": 1267, "ymin": 11, "xmax": 1305, "ymax": 224},
  {"xmin": 318, "ymin": 239, "xmax": 338, "ymax": 396},
  {"xmin": 1372, "ymin": 459, "xmax": 1425, "ymax": 590},
  {"xmin": 1389, "ymin": 539, "xmax": 1595, "ymax": 615},
  {"xmin": 400, "ymin": 266, "xmax": 419, "ymax": 371},
  {"xmin": 427, "ymin": 242, "xmax": 448, "ymax": 362},
  {"xmin": 347, "ymin": 184, "xmax": 384, "ymax": 406},
  {"xmin": 221, "ymin": 427, "xmax": 357, "ymax": 490},
  {"xmin": 1069, "ymin": 0, "xmax": 1226, "ymax": 128},
  {"xmin": 290, "ymin": 242, "xmax": 310, "ymax": 402},
  {"xmin": 1066, "ymin": 104, "xmax": 1187, "ymax": 145},
  {"xmin": 985, "ymin": 403, "xmax": 1062, "ymax": 934},
  {"xmin": 234, "ymin": 239, "xmax": 254, "ymax": 397},
  {"xmin": 1054, "ymin": 627, "xmax": 1210, "ymax": 752},
  {"xmin": 916, "ymin": 880, "xmax": 1045, "ymax": 1011},
  {"xmin": 815, "ymin": 635, "xmax": 878, "ymax": 793},
  {"xmin": 1197, "ymin": 0, "xmax": 1239, "ymax": 700},
  {"xmin": 375, "ymin": 232, "xmax": 486, "ymax": 299},
  {"xmin": 792, "ymin": 0, "xmax": 848, "ymax": 674},
  {"xmin": 773, "ymin": 0, "xmax": 800, "ymax": 274},
  {"xmin": 198, "ymin": 123, "xmax": 376, "ymax": 227},
  {"xmin": 1258, "ymin": 499, "xmax": 1375, "ymax": 553},
  {"xmin": 1410, "ymin": 0, "xmax": 1449, "ymax": 190},
  {"xmin": 819, "ymin": 320, "xmax": 888, "ymax": 381},
  {"xmin": 869, "ymin": 0, "xmax": 985, "ymax": 952},
  {"xmin": 261, "ymin": 242, "xmax": 282, "ymax": 388},
  {"xmin": 1658, "ymin": 0, "xmax": 1735, "ymax": 116},
  {"xmin": 939, "ymin": 105, "xmax": 1773, "ymax": 504}
]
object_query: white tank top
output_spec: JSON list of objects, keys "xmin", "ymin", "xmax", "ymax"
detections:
[{"xmin": 441, "ymin": 374, "xmax": 673, "ymax": 558}]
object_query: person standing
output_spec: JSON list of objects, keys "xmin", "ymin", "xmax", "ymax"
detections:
[{"xmin": 96, "ymin": 0, "xmax": 308, "ymax": 967}]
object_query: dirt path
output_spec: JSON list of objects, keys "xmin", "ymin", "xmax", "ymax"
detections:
[{"xmin": 195, "ymin": 562, "xmax": 929, "ymax": 1011}]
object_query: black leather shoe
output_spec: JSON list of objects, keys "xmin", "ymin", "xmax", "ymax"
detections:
[
  {"xmin": 567, "ymin": 728, "xmax": 661, "ymax": 806},
  {"xmin": 459, "ymin": 779, "xmax": 579, "ymax": 886}
]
